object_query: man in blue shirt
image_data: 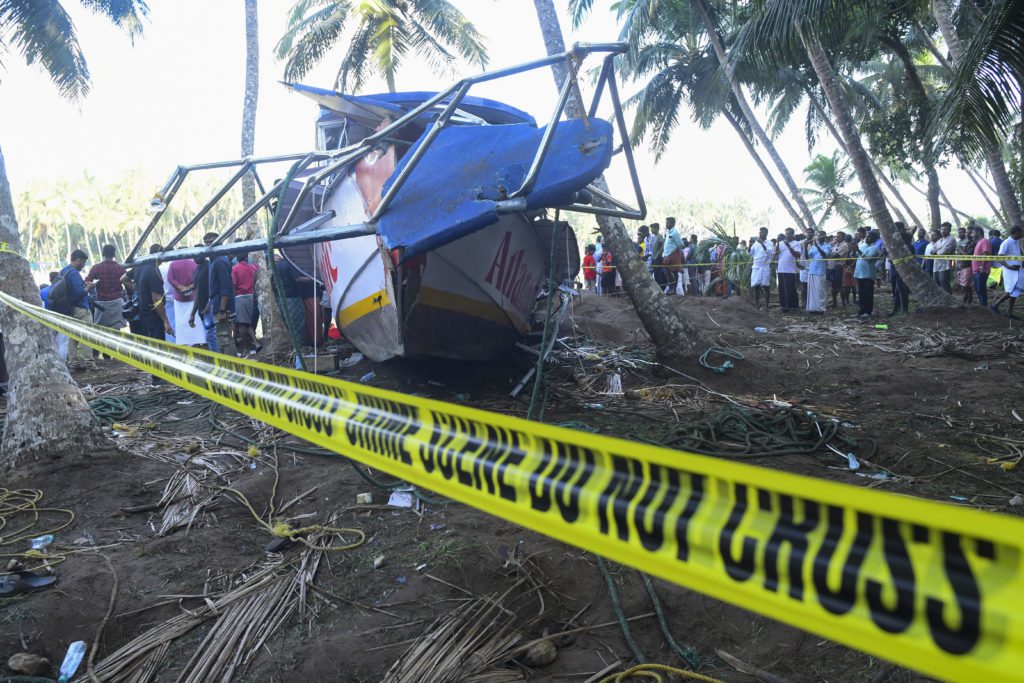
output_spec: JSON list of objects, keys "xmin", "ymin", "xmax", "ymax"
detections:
[
  {"xmin": 805, "ymin": 233, "xmax": 831, "ymax": 313},
  {"xmin": 912, "ymin": 227, "xmax": 929, "ymax": 266},
  {"xmin": 989, "ymin": 229, "xmax": 1003, "ymax": 255},
  {"xmin": 661, "ymin": 219, "xmax": 684, "ymax": 294},
  {"xmin": 854, "ymin": 230, "xmax": 883, "ymax": 319},
  {"xmin": 208, "ymin": 254, "xmax": 238, "ymax": 356},
  {"xmin": 61, "ymin": 250, "xmax": 97, "ymax": 370}
]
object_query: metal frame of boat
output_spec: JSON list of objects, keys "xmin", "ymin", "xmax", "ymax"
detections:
[{"xmin": 125, "ymin": 42, "xmax": 646, "ymax": 360}]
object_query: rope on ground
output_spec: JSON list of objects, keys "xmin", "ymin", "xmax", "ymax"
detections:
[
  {"xmin": 596, "ymin": 556, "xmax": 646, "ymax": 664},
  {"xmin": 217, "ymin": 449, "xmax": 365, "ymax": 553},
  {"xmin": 598, "ymin": 663, "xmax": 725, "ymax": 683},
  {"xmin": 697, "ymin": 347, "xmax": 743, "ymax": 374},
  {"xmin": 0, "ymin": 488, "xmax": 74, "ymax": 574},
  {"xmin": 640, "ymin": 572, "xmax": 704, "ymax": 669},
  {"xmin": 650, "ymin": 404, "xmax": 877, "ymax": 463},
  {"xmin": 86, "ymin": 552, "xmax": 118, "ymax": 683}
]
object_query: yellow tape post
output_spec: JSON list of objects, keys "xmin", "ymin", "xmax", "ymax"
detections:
[{"xmin": 2, "ymin": 290, "xmax": 1022, "ymax": 682}]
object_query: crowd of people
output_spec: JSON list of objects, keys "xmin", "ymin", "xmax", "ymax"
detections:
[
  {"xmin": 39, "ymin": 236, "xmax": 338, "ymax": 375},
  {"xmin": 581, "ymin": 217, "xmax": 1024, "ymax": 319}
]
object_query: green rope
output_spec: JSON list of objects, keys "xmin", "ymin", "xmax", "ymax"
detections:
[
  {"xmin": 527, "ymin": 212, "xmax": 561, "ymax": 421},
  {"xmin": 698, "ymin": 346, "xmax": 743, "ymax": 374},
  {"xmin": 640, "ymin": 572, "xmax": 704, "ymax": 669},
  {"xmin": 597, "ymin": 556, "xmax": 646, "ymax": 664}
]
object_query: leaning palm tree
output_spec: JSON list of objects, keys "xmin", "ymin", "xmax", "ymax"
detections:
[
  {"xmin": 533, "ymin": 0, "xmax": 713, "ymax": 359},
  {"xmin": 802, "ymin": 152, "xmax": 865, "ymax": 229},
  {"xmin": 276, "ymin": 0, "xmax": 489, "ymax": 92},
  {"xmin": 0, "ymin": 0, "xmax": 148, "ymax": 466},
  {"xmin": 734, "ymin": 0, "xmax": 956, "ymax": 309}
]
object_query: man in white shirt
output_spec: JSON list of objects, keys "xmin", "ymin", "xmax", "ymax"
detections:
[
  {"xmin": 932, "ymin": 222, "xmax": 957, "ymax": 293},
  {"xmin": 749, "ymin": 226, "xmax": 773, "ymax": 311},
  {"xmin": 991, "ymin": 225, "xmax": 1023, "ymax": 318},
  {"xmin": 776, "ymin": 227, "xmax": 802, "ymax": 312}
]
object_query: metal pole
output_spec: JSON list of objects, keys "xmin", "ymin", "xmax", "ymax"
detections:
[{"xmin": 124, "ymin": 212, "xmax": 382, "ymax": 266}]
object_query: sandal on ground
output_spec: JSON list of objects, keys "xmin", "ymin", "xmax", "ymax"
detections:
[{"xmin": 0, "ymin": 571, "xmax": 57, "ymax": 597}]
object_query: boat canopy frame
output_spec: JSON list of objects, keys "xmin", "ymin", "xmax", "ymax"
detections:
[{"xmin": 126, "ymin": 42, "xmax": 646, "ymax": 268}]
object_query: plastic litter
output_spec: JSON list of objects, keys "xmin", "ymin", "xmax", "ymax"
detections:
[
  {"xmin": 338, "ymin": 352, "xmax": 364, "ymax": 368},
  {"xmin": 874, "ymin": 324, "xmax": 889, "ymax": 331},
  {"xmin": 359, "ymin": 371, "xmax": 376, "ymax": 383},
  {"xmin": 58, "ymin": 641, "xmax": 87, "ymax": 683},
  {"xmin": 387, "ymin": 491, "xmax": 415, "ymax": 508},
  {"xmin": 30, "ymin": 535, "xmax": 54, "ymax": 550},
  {"xmin": 753, "ymin": 327, "xmax": 768, "ymax": 333}
]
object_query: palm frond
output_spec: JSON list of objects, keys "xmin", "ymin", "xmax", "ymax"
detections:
[
  {"xmin": 277, "ymin": 4, "xmax": 349, "ymax": 81},
  {"xmin": 932, "ymin": 0, "xmax": 1023, "ymax": 154},
  {"xmin": 410, "ymin": 0, "xmax": 488, "ymax": 68},
  {"xmin": 78, "ymin": 0, "xmax": 149, "ymax": 41},
  {"xmin": 0, "ymin": 0, "xmax": 90, "ymax": 99}
]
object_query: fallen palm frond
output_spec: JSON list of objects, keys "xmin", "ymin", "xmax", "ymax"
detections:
[
  {"xmin": 384, "ymin": 558, "xmax": 561, "ymax": 683},
  {"xmin": 157, "ymin": 470, "xmax": 218, "ymax": 537},
  {"xmin": 78, "ymin": 526, "xmax": 340, "ymax": 683}
]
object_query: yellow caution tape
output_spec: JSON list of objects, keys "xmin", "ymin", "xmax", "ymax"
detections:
[{"xmin": 1, "ymin": 290, "xmax": 1022, "ymax": 682}]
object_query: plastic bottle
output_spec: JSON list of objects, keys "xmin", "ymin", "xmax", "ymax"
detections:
[
  {"xmin": 30, "ymin": 534, "xmax": 54, "ymax": 549},
  {"xmin": 58, "ymin": 641, "xmax": 87, "ymax": 683},
  {"xmin": 874, "ymin": 324, "xmax": 889, "ymax": 331}
]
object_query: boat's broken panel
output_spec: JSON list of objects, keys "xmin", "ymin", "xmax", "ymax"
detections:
[{"xmin": 377, "ymin": 119, "xmax": 612, "ymax": 258}]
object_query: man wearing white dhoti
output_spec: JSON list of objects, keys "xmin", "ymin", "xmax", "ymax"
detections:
[
  {"xmin": 749, "ymin": 227, "xmax": 773, "ymax": 311},
  {"xmin": 991, "ymin": 226, "xmax": 1023, "ymax": 318}
]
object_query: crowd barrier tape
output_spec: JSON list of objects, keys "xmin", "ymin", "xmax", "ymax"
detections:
[{"xmin": 2, "ymin": 290, "xmax": 1023, "ymax": 682}]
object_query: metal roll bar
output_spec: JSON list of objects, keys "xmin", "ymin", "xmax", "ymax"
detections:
[{"xmin": 126, "ymin": 41, "xmax": 645, "ymax": 268}]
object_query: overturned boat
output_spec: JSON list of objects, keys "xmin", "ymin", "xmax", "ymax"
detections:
[{"xmin": 127, "ymin": 43, "xmax": 645, "ymax": 362}]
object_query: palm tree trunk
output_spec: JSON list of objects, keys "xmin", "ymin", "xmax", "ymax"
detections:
[
  {"xmin": 0, "ymin": 146, "xmax": 104, "ymax": 466},
  {"xmin": 691, "ymin": 0, "xmax": 815, "ymax": 232},
  {"xmin": 531, "ymin": 0, "xmax": 712, "ymax": 359},
  {"xmin": 880, "ymin": 34, "xmax": 943, "ymax": 231},
  {"xmin": 805, "ymin": 89, "xmax": 924, "ymax": 226},
  {"xmin": 722, "ymin": 110, "xmax": 806, "ymax": 229},
  {"xmin": 241, "ymin": 0, "xmax": 287, "ymax": 353},
  {"xmin": 932, "ymin": 0, "xmax": 1023, "ymax": 227},
  {"xmin": 800, "ymin": 28, "xmax": 955, "ymax": 309}
]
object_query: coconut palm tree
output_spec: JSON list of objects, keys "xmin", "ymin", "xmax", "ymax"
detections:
[
  {"xmin": 276, "ymin": 0, "xmax": 489, "ymax": 93},
  {"xmin": 931, "ymin": 0, "xmax": 1022, "ymax": 227},
  {"xmin": 616, "ymin": 5, "xmax": 812, "ymax": 234},
  {"xmin": 532, "ymin": 0, "xmax": 713, "ymax": 359},
  {"xmin": 734, "ymin": 0, "xmax": 955, "ymax": 308},
  {"xmin": 688, "ymin": 0, "xmax": 817, "ymax": 233},
  {"xmin": 0, "ymin": 0, "xmax": 148, "ymax": 466},
  {"xmin": 802, "ymin": 151, "xmax": 865, "ymax": 229}
]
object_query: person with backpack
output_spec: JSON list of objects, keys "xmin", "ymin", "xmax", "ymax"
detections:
[{"xmin": 54, "ymin": 249, "xmax": 96, "ymax": 370}]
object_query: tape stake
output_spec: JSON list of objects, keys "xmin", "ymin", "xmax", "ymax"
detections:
[{"xmin": 1, "ymin": 290, "xmax": 1022, "ymax": 682}]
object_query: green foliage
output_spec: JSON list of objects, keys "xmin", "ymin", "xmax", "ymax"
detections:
[
  {"xmin": 628, "ymin": 196, "xmax": 771, "ymax": 239},
  {"xmin": 802, "ymin": 151, "xmax": 864, "ymax": 229},
  {"xmin": 14, "ymin": 169, "xmax": 248, "ymax": 269},
  {"xmin": 275, "ymin": 0, "xmax": 488, "ymax": 93},
  {"xmin": 933, "ymin": 0, "xmax": 1023, "ymax": 155},
  {"xmin": 0, "ymin": 0, "xmax": 148, "ymax": 100}
]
